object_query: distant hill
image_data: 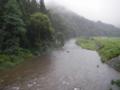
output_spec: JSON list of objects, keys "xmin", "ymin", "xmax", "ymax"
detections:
[{"xmin": 47, "ymin": 4, "xmax": 120, "ymax": 38}]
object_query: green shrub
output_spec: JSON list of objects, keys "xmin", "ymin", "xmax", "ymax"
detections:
[
  {"xmin": 111, "ymin": 80, "xmax": 120, "ymax": 87},
  {"xmin": 0, "ymin": 48, "xmax": 32, "ymax": 69}
]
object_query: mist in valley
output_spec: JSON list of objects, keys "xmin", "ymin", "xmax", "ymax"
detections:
[
  {"xmin": 46, "ymin": 0, "xmax": 120, "ymax": 28},
  {"xmin": 45, "ymin": 1, "xmax": 120, "ymax": 38}
]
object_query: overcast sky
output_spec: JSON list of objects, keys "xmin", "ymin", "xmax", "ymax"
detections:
[{"xmin": 45, "ymin": 0, "xmax": 120, "ymax": 28}]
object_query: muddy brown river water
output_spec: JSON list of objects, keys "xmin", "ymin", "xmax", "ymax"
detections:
[{"xmin": 0, "ymin": 39, "xmax": 120, "ymax": 90}]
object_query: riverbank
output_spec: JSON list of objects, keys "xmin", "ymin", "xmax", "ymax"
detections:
[
  {"xmin": 0, "ymin": 39, "xmax": 120, "ymax": 90},
  {"xmin": 0, "ymin": 38, "xmax": 66, "ymax": 70},
  {"xmin": 76, "ymin": 37, "xmax": 120, "ymax": 88},
  {"xmin": 76, "ymin": 37, "xmax": 120, "ymax": 63},
  {"xmin": 0, "ymin": 49, "xmax": 33, "ymax": 70}
]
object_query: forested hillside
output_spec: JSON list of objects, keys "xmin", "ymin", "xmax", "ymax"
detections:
[
  {"xmin": 0, "ymin": 0, "xmax": 64, "ymax": 69},
  {"xmin": 47, "ymin": 4, "xmax": 120, "ymax": 37},
  {"xmin": 0, "ymin": 0, "xmax": 120, "ymax": 69}
]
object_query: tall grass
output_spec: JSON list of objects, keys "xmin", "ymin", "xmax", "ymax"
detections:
[{"xmin": 76, "ymin": 37, "xmax": 120, "ymax": 62}]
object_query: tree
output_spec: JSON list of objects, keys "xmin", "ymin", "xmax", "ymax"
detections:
[
  {"xmin": 0, "ymin": 0, "xmax": 26, "ymax": 54},
  {"xmin": 28, "ymin": 13, "xmax": 54, "ymax": 49},
  {"xmin": 0, "ymin": 0, "xmax": 8, "ymax": 28},
  {"xmin": 30, "ymin": 0, "xmax": 39, "ymax": 14},
  {"xmin": 17, "ymin": 0, "xmax": 30, "ymax": 16},
  {"xmin": 40, "ymin": 0, "xmax": 46, "ymax": 13}
]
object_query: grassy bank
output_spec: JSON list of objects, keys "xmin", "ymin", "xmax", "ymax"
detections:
[
  {"xmin": 0, "ymin": 43, "xmax": 60, "ymax": 70},
  {"xmin": 0, "ymin": 49, "xmax": 32, "ymax": 70},
  {"xmin": 76, "ymin": 37, "xmax": 120, "ymax": 62}
]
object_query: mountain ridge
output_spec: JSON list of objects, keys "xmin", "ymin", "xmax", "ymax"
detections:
[{"xmin": 47, "ymin": 4, "xmax": 120, "ymax": 37}]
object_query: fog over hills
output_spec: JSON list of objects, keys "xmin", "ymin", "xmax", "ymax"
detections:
[
  {"xmin": 46, "ymin": 0, "xmax": 120, "ymax": 28},
  {"xmin": 47, "ymin": 4, "xmax": 120, "ymax": 37}
]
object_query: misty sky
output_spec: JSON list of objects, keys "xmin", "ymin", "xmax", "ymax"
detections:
[{"xmin": 45, "ymin": 0, "xmax": 120, "ymax": 28}]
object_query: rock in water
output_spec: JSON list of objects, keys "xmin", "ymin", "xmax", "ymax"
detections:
[
  {"xmin": 67, "ymin": 51, "xmax": 70, "ymax": 53},
  {"xmin": 97, "ymin": 65, "xmax": 99, "ymax": 68}
]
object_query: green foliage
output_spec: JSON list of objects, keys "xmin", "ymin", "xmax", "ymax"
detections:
[
  {"xmin": 17, "ymin": 0, "xmax": 46, "ymax": 16},
  {"xmin": 48, "ymin": 11, "xmax": 70, "ymax": 39},
  {"xmin": 54, "ymin": 32, "xmax": 65, "ymax": 46},
  {"xmin": 76, "ymin": 37, "xmax": 120, "ymax": 62},
  {"xmin": 0, "ymin": 0, "xmax": 26, "ymax": 54},
  {"xmin": 28, "ymin": 12, "xmax": 54, "ymax": 49},
  {"xmin": 40, "ymin": 0, "xmax": 46, "ymax": 13},
  {"xmin": 30, "ymin": 0, "xmax": 39, "ymax": 14},
  {"xmin": 0, "ymin": 0, "xmax": 62, "ymax": 69},
  {"xmin": 95, "ymin": 37, "xmax": 120, "ymax": 62},
  {"xmin": 76, "ymin": 38, "xmax": 96, "ymax": 50},
  {"xmin": 0, "ymin": 48, "xmax": 32, "ymax": 69},
  {"xmin": 111, "ymin": 80, "xmax": 120, "ymax": 87}
]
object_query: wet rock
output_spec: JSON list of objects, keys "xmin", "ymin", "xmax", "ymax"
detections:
[
  {"xmin": 97, "ymin": 65, "xmax": 99, "ymax": 68},
  {"xmin": 66, "ymin": 51, "xmax": 70, "ymax": 53}
]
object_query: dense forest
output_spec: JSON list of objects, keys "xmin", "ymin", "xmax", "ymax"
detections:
[{"xmin": 0, "ymin": 0, "xmax": 64, "ymax": 69}]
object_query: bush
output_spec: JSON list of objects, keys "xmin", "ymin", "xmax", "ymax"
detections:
[
  {"xmin": 0, "ymin": 48, "xmax": 32, "ymax": 69},
  {"xmin": 111, "ymin": 80, "xmax": 120, "ymax": 87}
]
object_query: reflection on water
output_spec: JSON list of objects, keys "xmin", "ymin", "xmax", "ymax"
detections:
[{"xmin": 0, "ymin": 39, "xmax": 120, "ymax": 90}]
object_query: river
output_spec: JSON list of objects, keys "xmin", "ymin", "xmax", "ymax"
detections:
[{"xmin": 0, "ymin": 39, "xmax": 120, "ymax": 90}]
